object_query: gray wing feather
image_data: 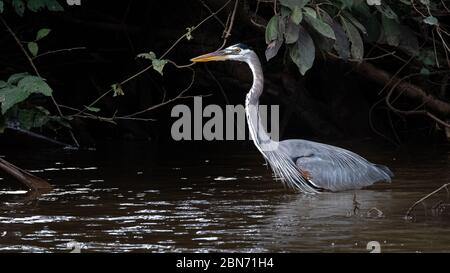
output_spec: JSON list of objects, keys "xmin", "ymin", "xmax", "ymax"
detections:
[{"xmin": 279, "ymin": 140, "xmax": 393, "ymax": 192}]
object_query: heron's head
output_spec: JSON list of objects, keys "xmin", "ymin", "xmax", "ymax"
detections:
[{"xmin": 190, "ymin": 43, "xmax": 253, "ymax": 63}]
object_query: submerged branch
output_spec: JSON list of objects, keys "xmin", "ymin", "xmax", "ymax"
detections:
[
  {"xmin": 405, "ymin": 183, "xmax": 450, "ymax": 220},
  {"xmin": 0, "ymin": 158, "xmax": 52, "ymax": 191}
]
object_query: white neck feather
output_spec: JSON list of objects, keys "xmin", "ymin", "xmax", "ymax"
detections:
[{"xmin": 244, "ymin": 52, "xmax": 276, "ymax": 152}]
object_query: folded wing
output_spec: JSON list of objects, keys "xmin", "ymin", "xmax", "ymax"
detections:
[{"xmin": 279, "ymin": 140, "xmax": 393, "ymax": 192}]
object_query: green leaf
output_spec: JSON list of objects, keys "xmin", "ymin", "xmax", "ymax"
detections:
[
  {"xmin": 27, "ymin": 0, "xmax": 46, "ymax": 12},
  {"xmin": 304, "ymin": 13, "xmax": 336, "ymax": 40},
  {"xmin": 7, "ymin": 73, "xmax": 29, "ymax": 85},
  {"xmin": 382, "ymin": 16, "xmax": 401, "ymax": 46},
  {"xmin": 265, "ymin": 16, "xmax": 280, "ymax": 44},
  {"xmin": 364, "ymin": 16, "xmax": 382, "ymax": 43},
  {"xmin": 417, "ymin": 50, "xmax": 437, "ymax": 66},
  {"xmin": 0, "ymin": 86, "xmax": 30, "ymax": 114},
  {"xmin": 18, "ymin": 76, "xmax": 53, "ymax": 96},
  {"xmin": 27, "ymin": 0, "xmax": 63, "ymax": 12},
  {"xmin": 280, "ymin": 5, "xmax": 291, "ymax": 20},
  {"xmin": 285, "ymin": 20, "xmax": 299, "ymax": 44},
  {"xmin": 343, "ymin": 12, "xmax": 367, "ymax": 35},
  {"xmin": 84, "ymin": 106, "xmax": 101, "ymax": 113},
  {"xmin": 15, "ymin": 107, "xmax": 50, "ymax": 130},
  {"xmin": 137, "ymin": 52, "xmax": 157, "ymax": 60},
  {"xmin": 331, "ymin": 22, "xmax": 351, "ymax": 60},
  {"xmin": 136, "ymin": 51, "xmax": 168, "ymax": 76},
  {"xmin": 112, "ymin": 83, "xmax": 125, "ymax": 97},
  {"xmin": 353, "ymin": 1, "xmax": 372, "ymax": 16},
  {"xmin": 423, "ymin": 16, "xmax": 438, "ymax": 26},
  {"xmin": 376, "ymin": 3, "xmax": 398, "ymax": 20},
  {"xmin": 265, "ymin": 39, "xmax": 283, "ymax": 61},
  {"xmin": 420, "ymin": 67, "xmax": 431, "ymax": 76},
  {"xmin": 342, "ymin": 17, "xmax": 364, "ymax": 61},
  {"xmin": 279, "ymin": 0, "xmax": 309, "ymax": 10},
  {"xmin": 303, "ymin": 7, "xmax": 317, "ymax": 18},
  {"xmin": 291, "ymin": 6, "xmax": 303, "ymax": 25},
  {"xmin": 339, "ymin": 0, "xmax": 354, "ymax": 9},
  {"xmin": 28, "ymin": 42, "xmax": 39, "ymax": 57},
  {"xmin": 36, "ymin": 28, "xmax": 51, "ymax": 40},
  {"xmin": 45, "ymin": 0, "xmax": 64, "ymax": 11},
  {"xmin": 152, "ymin": 59, "xmax": 168, "ymax": 76},
  {"xmin": 12, "ymin": 0, "xmax": 25, "ymax": 16},
  {"xmin": 0, "ymin": 75, "xmax": 52, "ymax": 115},
  {"xmin": 290, "ymin": 26, "xmax": 315, "ymax": 75}
]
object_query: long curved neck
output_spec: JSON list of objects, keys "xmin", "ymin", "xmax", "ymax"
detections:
[
  {"xmin": 245, "ymin": 52, "xmax": 275, "ymax": 151},
  {"xmin": 245, "ymin": 53, "xmax": 264, "ymax": 105}
]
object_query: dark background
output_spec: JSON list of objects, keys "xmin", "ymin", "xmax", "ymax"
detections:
[{"xmin": 0, "ymin": 0, "xmax": 448, "ymax": 150}]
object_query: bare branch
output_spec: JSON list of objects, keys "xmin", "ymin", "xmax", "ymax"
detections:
[{"xmin": 406, "ymin": 183, "xmax": 450, "ymax": 220}]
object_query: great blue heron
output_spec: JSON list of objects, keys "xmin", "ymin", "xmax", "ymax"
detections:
[{"xmin": 191, "ymin": 43, "xmax": 394, "ymax": 194}]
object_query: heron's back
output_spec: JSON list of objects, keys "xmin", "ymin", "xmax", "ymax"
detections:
[{"xmin": 279, "ymin": 140, "xmax": 393, "ymax": 192}]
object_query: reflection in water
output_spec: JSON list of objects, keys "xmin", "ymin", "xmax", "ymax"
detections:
[{"xmin": 0, "ymin": 142, "xmax": 449, "ymax": 253}]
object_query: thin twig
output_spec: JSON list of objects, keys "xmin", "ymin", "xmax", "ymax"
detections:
[
  {"xmin": 79, "ymin": 0, "xmax": 233, "ymax": 116},
  {"xmin": 405, "ymin": 183, "xmax": 450, "ymax": 220},
  {"xmin": 118, "ymin": 66, "xmax": 197, "ymax": 119},
  {"xmin": 64, "ymin": 63, "xmax": 205, "ymax": 123},
  {"xmin": 368, "ymin": 98, "xmax": 401, "ymax": 146},
  {"xmin": 377, "ymin": 54, "xmax": 417, "ymax": 95},
  {"xmin": 204, "ymin": 64, "xmax": 230, "ymax": 104},
  {"xmin": 441, "ymin": 0, "xmax": 450, "ymax": 13},
  {"xmin": 218, "ymin": 0, "xmax": 240, "ymax": 50},
  {"xmin": 197, "ymin": 0, "xmax": 226, "ymax": 27},
  {"xmin": 385, "ymin": 72, "xmax": 450, "ymax": 128},
  {"xmin": 328, "ymin": 51, "xmax": 397, "ymax": 62},
  {"xmin": 33, "ymin": 47, "xmax": 87, "ymax": 59},
  {"xmin": 0, "ymin": 17, "xmax": 40, "ymax": 76}
]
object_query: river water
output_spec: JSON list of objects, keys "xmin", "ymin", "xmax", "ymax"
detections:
[{"xmin": 0, "ymin": 141, "xmax": 449, "ymax": 253}]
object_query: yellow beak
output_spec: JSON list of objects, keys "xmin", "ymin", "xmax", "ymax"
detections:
[{"xmin": 190, "ymin": 52, "xmax": 227, "ymax": 63}]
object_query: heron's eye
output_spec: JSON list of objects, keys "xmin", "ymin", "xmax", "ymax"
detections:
[{"xmin": 234, "ymin": 48, "xmax": 241, "ymax": 53}]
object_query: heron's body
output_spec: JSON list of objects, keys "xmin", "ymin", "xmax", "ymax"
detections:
[
  {"xmin": 191, "ymin": 44, "xmax": 393, "ymax": 193},
  {"xmin": 279, "ymin": 139, "xmax": 393, "ymax": 192}
]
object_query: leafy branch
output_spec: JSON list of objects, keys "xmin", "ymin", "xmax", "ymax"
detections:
[
  {"xmin": 0, "ymin": 14, "xmax": 80, "ymax": 146},
  {"xmin": 1, "ymin": 0, "xmax": 237, "ymax": 145},
  {"xmin": 61, "ymin": 0, "xmax": 236, "ymax": 122}
]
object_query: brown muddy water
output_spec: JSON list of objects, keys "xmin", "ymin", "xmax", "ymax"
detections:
[{"xmin": 0, "ymin": 141, "xmax": 449, "ymax": 253}]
